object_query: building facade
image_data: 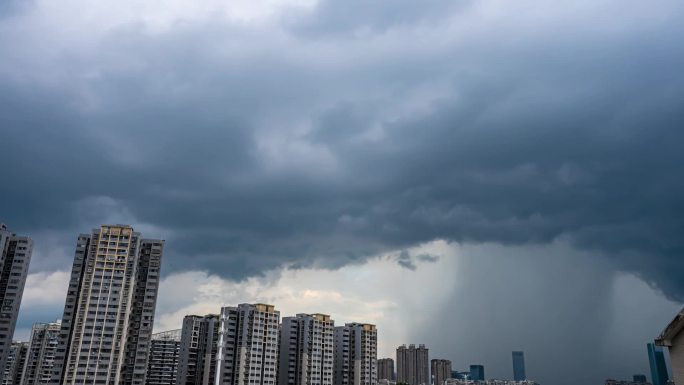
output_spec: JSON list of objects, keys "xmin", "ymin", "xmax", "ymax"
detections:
[
  {"xmin": 396, "ymin": 345, "xmax": 428, "ymax": 385},
  {"xmin": 177, "ymin": 315, "xmax": 220, "ymax": 385},
  {"xmin": 146, "ymin": 329, "xmax": 181, "ymax": 385},
  {"xmin": 278, "ymin": 314, "xmax": 334, "ymax": 385},
  {"xmin": 511, "ymin": 352, "xmax": 525, "ymax": 382},
  {"xmin": 655, "ymin": 307, "xmax": 684, "ymax": 385},
  {"xmin": 50, "ymin": 224, "xmax": 164, "ymax": 385},
  {"xmin": 430, "ymin": 359, "xmax": 451, "ymax": 385},
  {"xmin": 0, "ymin": 224, "xmax": 33, "ymax": 373},
  {"xmin": 1, "ymin": 342, "xmax": 28, "ymax": 385},
  {"xmin": 216, "ymin": 304, "xmax": 280, "ymax": 385},
  {"xmin": 23, "ymin": 321, "xmax": 61, "ymax": 385},
  {"xmin": 377, "ymin": 359, "xmax": 394, "ymax": 381},
  {"xmin": 333, "ymin": 323, "xmax": 377, "ymax": 385}
]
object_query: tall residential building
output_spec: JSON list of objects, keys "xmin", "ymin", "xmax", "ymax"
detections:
[
  {"xmin": 22, "ymin": 321, "xmax": 61, "ymax": 385},
  {"xmin": 396, "ymin": 344, "xmax": 428, "ymax": 385},
  {"xmin": 333, "ymin": 323, "xmax": 377, "ymax": 385},
  {"xmin": 1, "ymin": 342, "xmax": 28, "ymax": 385},
  {"xmin": 512, "ymin": 351, "xmax": 525, "ymax": 382},
  {"xmin": 50, "ymin": 224, "xmax": 164, "ymax": 385},
  {"xmin": 647, "ymin": 343, "xmax": 670, "ymax": 385},
  {"xmin": 147, "ymin": 329, "xmax": 181, "ymax": 385},
  {"xmin": 278, "ymin": 314, "xmax": 334, "ymax": 385},
  {"xmin": 216, "ymin": 304, "xmax": 280, "ymax": 385},
  {"xmin": 468, "ymin": 365, "xmax": 484, "ymax": 382},
  {"xmin": 177, "ymin": 315, "xmax": 220, "ymax": 385},
  {"xmin": 377, "ymin": 359, "xmax": 394, "ymax": 381},
  {"xmin": 0, "ymin": 223, "xmax": 33, "ymax": 372},
  {"xmin": 430, "ymin": 359, "xmax": 451, "ymax": 385}
]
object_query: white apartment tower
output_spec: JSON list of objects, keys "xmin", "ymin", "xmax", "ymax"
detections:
[
  {"xmin": 216, "ymin": 304, "xmax": 280, "ymax": 385},
  {"xmin": 22, "ymin": 321, "xmax": 62, "ymax": 385},
  {"xmin": 0, "ymin": 223, "xmax": 33, "ymax": 373},
  {"xmin": 278, "ymin": 314, "xmax": 334, "ymax": 385},
  {"xmin": 147, "ymin": 329, "xmax": 181, "ymax": 385},
  {"xmin": 176, "ymin": 315, "xmax": 220, "ymax": 385},
  {"xmin": 50, "ymin": 224, "xmax": 164, "ymax": 385},
  {"xmin": 333, "ymin": 323, "xmax": 377, "ymax": 385}
]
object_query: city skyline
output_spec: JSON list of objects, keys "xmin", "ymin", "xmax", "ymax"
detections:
[
  {"xmin": 3, "ymin": 222, "xmax": 681, "ymax": 384},
  {"xmin": 2, "ymin": 0, "xmax": 684, "ymax": 384}
]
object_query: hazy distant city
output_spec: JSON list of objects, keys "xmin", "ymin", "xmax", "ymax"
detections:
[{"xmin": 0, "ymin": 223, "xmax": 682, "ymax": 385}]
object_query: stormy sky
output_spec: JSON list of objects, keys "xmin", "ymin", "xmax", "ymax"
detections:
[{"xmin": 1, "ymin": 0, "xmax": 684, "ymax": 384}]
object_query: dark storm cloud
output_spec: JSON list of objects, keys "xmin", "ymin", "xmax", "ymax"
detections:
[{"xmin": 1, "ymin": 0, "xmax": 684, "ymax": 303}]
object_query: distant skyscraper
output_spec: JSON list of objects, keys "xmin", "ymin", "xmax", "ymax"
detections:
[
  {"xmin": 23, "ymin": 321, "xmax": 61, "ymax": 385},
  {"xmin": 0, "ymin": 223, "xmax": 33, "ymax": 373},
  {"xmin": 396, "ymin": 344, "xmax": 429, "ymax": 385},
  {"xmin": 333, "ymin": 323, "xmax": 377, "ymax": 385},
  {"xmin": 512, "ymin": 351, "xmax": 526, "ymax": 381},
  {"xmin": 177, "ymin": 315, "xmax": 220, "ymax": 385},
  {"xmin": 378, "ymin": 358, "xmax": 395, "ymax": 381},
  {"xmin": 468, "ymin": 365, "xmax": 484, "ymax": 382},
  {"xmin": 1, "ymin": 342, "xmax": 28, "ymax": 385},
  {"xmin": 147, "ymin": 329, "xmax": 181, "ymax": 385},
  {"xmin": 633, "ymin": 374, "xmax": 648, "ymax": 383},
  {"xmin": 216, "ymin": 303, "xmax": 280, "ymax": 385},
  {"xmin": 278, "ymin": 313, "xmax": 334, "ymax": 385},
  {"xmin": 50, "ymin": 224, "xmax": 164, "ymax": 385},
  {"xmin": 430, "ymin": 359, "xmax": 451, "ymax": 385},
  {"xmin": 647, "ymin": 343, "xmax": 670, "ymax": 385}
]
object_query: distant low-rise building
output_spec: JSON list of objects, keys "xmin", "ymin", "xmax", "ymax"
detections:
[
  {"xmin": 605, "ymin": 380, "xmax": 652, "ymax": 385},
  {"xmin": 445, "ymin": 380, "xmax": 535, "ymax": 385}
]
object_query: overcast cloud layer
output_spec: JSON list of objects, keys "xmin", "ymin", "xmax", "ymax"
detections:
[{"xmin": 2, "ymin": 1, "xmax": 684, "ymax": 384}]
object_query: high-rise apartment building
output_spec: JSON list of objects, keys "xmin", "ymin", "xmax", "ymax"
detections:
[
  {"xmin": 377, "ymin": 358, "xmax": 394, "ymax": 381},
  {"xmin": 216, "ymin": 304, "xmax": 280, "ymax": 385},
  {"xmin": 177, "ymin": 315, "xmax": 220, "ymax": 385},
  {"xmin": 0, "ymin": 223, "xmax": 33, "ymax": 373},
  {"xmin": 146, "ymin": 329, "xmax": 181, "ymax": 385},
  {"xmin": 647, "ymin": 343, "xmax": 670, "ymax": 385},
  {"xmin": 50, "ymin": 224, "xmax": 164, "ymax": 385},
  {"xmin": 23, "ymin": 321, "xmax": 61, "ymax": 385},
  {"xmin": 333, "ymin": 323, "xmax": 377, "ymax": 385},
  {"xmin": 396, "ymin": 344, "xmax": 428, "ymax": 385},
  {"xmin": 512, "ymin": 352, "xmax": 525, "ymax": 382},
  {"xmin": 278, "ymin": 313, "xmax": 334, "ymax": 385},
  {"xmin": 430, "ymin": 359, "xmax": 451, "ymax": 385},
  {"xmin": 1, "ymin": 342, "xmax": 28, "ymax": 385}
]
